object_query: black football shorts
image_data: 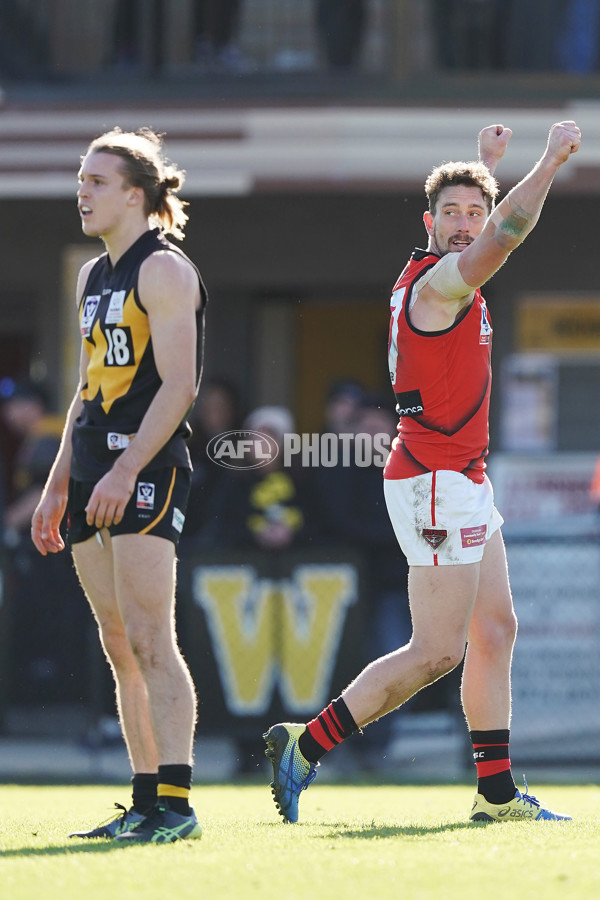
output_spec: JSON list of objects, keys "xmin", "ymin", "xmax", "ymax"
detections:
[{"xmin": 68, "ymin": 466, "xmax": 192, "ymax": 547}]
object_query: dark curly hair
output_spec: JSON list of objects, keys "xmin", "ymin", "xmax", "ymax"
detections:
[{"xmin": 425, "ymin": 161, "xmax": 499, "ymax": 216}]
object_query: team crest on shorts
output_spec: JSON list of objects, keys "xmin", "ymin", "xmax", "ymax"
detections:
[
  {"xmin": 422, "ymin": 528, "xmax": 448, "ymax": 550},
  {"xmin": 136, "ymin": 482, "xmax": 155, "ymax": 510}
]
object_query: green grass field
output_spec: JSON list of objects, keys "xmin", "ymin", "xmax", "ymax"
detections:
[{"xmin": 1, "ymin": 782, "xmax": 598, "ymax": 900}]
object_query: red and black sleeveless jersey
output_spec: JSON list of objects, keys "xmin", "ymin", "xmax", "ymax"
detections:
[
  {"xmin": 71, "ymin": 228, "xmax": 208, "ymax": 482},
  {"xmin": 384, "ymin": 248, "xmax": 491, "ymax": 484}
]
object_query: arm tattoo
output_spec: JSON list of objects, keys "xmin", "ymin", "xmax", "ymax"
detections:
[
  {"xmin": 497, "ymin": 206, "xmax": 531, "ymax": 240},
  {"xmin": 490, "ymin": 200, "xmax": 534, "ymax": 247}
]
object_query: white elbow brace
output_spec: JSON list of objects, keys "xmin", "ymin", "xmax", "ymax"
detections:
[{"xmin": 414, "ymin": 252, "xmax": 475, "ymax": 300}]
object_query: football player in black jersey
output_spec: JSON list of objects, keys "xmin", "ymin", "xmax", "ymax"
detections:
[{"xmin": 32, "ymin": 128, "xmax": 206, "ymax": 843}]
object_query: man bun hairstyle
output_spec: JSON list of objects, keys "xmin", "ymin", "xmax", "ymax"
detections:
[
  {"xmin": 425, "ymin": 161, "xmax": 499, "ymax": 215},
  {"xmin": 85, "ymin": 127, "xmax": 189, "ymax": 240}
]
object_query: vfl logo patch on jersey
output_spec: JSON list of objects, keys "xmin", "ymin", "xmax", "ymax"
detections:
[
  {"xmin": 81, "ymin": 296, "xmax": 100, "ymax": 337},
  {"xmin": 136, "ymin": 482, "xmax": 155, "ymax": 510},
  {"xmin": 107, "ymin": 432, "xmax": 135, "ymax": 451},
  {"xmin": 480, "ymin": 303, "xmax": 491, "ymax": 345},
  {"xmin": 422, "ymin": 528, "xmax": 448, "ymax": 550}
]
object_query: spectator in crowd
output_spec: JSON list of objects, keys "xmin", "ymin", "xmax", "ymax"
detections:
[
  {"xmin": 315, "ymin": 0, "xmax": 366, "ymax": 69},
  {"xmin": 557, "ymin": 0, "xmax": 600, "ymax": 74},
  {"xmin": 503, "ymin": 0, "xmax": 566, "ymax": 71},
  {"xmin": 431, "ymin": 0, "xmax": 511, "ymax": 70},
  {"xmin": 183, "ymin": 376, "xmax": 243, "ymax": 542},
  {"xmin": 432, "ymin": 1, "xmax": 575, "ymax": 73},
  {"xmin": 351, "ymin": 398, "xmax": 412, "ymax": 666},
  {"xmin": 200, "ymin": 404, "xmax": 314, "ymax": 772},
  {"xmin": 112, "ymin": 0, "xmax": 138, "ymax": 67},
  {"xmin": 321, "ymin": 378, "xmax": 366, "ymax": 436},
  {"xmin": 1, "ymin": 379, "xmax": 61, "ymax": 546},
  {"xmin": 206, "ymin": 405, "xmax": 312, "ymax": 552},
  {"xmin": 193, "ymin": 0, "xmax": 247, "ymax": 71},
  {"xmin": 1, "ymin": 379, "xmax": 87, "ymax": 705},
  {"xmin": 309, "ymin": 394, "xmax": 412, "ymax": 762}
]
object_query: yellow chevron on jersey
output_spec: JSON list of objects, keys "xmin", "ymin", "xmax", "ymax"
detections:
[{"xmin": 81, "ymin": 287, "xmax": 150, "ymax": 415}]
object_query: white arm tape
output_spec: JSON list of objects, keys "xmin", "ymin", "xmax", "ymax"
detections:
[
  {"xmin": 490, "ymin": 196, "xmax": 538, "ymax": 243},
  {"xmin": 414, "ymin": 252, "xmax": 475, "ymax": 300},
  {"xmin": 489, "ymin": 205, "xmax": 506, "ymax": 227}
]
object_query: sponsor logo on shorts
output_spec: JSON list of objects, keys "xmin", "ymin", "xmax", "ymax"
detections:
[
  {"xmin": 172, "ymin": 507, "xmax": 185, "ymax": 533},
  {"xmin": 422, "ymin": 528, "xmax": 448, "ymax": 549},
  {"xmin": 136, "ymin": 482, "xmax": 155, "ymax": 510},
  {"xmin": 461, "ymin": 524, "xmax": 487, "ymax": 548}
]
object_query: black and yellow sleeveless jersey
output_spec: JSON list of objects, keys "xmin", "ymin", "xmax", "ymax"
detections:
[{"xmin": 71, "ymin": 228, "xmax": 208, "ymax": 482}]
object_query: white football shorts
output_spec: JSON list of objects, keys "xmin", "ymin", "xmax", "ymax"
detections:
[{"xmin": 383, "ymin": 470, "xmax": 503, "ymax": 566}]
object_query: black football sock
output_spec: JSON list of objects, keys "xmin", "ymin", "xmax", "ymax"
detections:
[
  {"xmin": 131, "ymin": 772, "xmax": 158, "ymax": 814},
  {"xmin": 157, "ymin": 764, "xmax": 193, "ymax": 816}
]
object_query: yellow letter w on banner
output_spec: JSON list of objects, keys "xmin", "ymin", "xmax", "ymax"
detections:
[
  {"xmin": 192, "ymin": 563, "xmax": 357, "ymax": 716},
  {"xmin": 193, "ymin": 566, "xmax": 277, "ymax": 715},
  {"xmin": 279, "ymin": 564, "xmax": 357, "ymax": 712}
]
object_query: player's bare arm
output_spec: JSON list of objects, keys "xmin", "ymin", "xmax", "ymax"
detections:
[
  {"xmin": 458, "ymin": 120, "xmax": 581, "ymax": 287},
  {"xmin": 84, "ymin": 250, "xmax": 200, "ymax": 529},
  {"xmin": 478, "ymin": 124, "xmax": 513, "ymax": 175},
  {"xmin": 410, "ymin": 124, "xmax": 510, "ymax": 331},
  {"xmin": 410, "ymin": 121, "xmax": 580, "ymax": 333}
]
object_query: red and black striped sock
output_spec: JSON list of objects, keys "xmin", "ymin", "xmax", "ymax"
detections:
[
  {"xmin": 298, "ymin": 696, "xmax": 359, "ymax": 764},
  {"xmin": 470, "ymin": 729, "xmax": 516, "ymax": 804}
]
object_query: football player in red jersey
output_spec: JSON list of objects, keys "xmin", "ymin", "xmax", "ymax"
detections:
[{"xmin": 265, "ymin": 121, "xmax": 580, "ymax": 824}]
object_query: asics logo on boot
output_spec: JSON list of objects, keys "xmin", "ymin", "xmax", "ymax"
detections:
[{"xmin": 498, "ymin": 806, "xmax": 534, "ymax": 819}]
